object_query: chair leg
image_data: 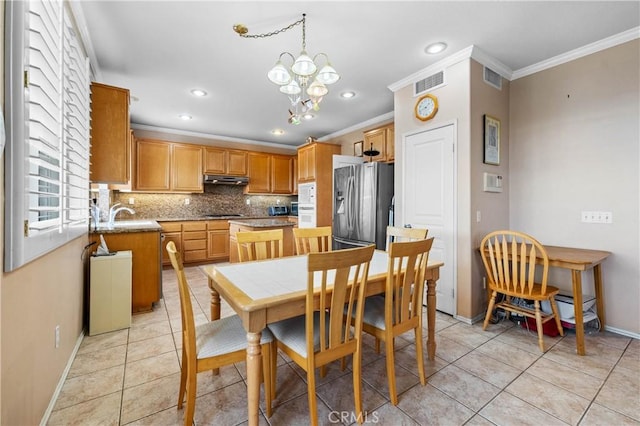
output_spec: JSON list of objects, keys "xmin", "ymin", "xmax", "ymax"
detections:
[
  {"xmin": 549, "ymin": 297, "xmax": 565, "ymax": 336},
  {"xmin": 375, "ymin": 337, "xmax": 381, "ymax": 353},
  {"xmin": 385, "ymin": 336, "xmax": 398, "ymax": 405},
  {"xmin": 306, "ymin": 367, "xmax": 318, "ymax": 426},
  {"xmin": 353, "ymin": 345, "xmax": 364, "ymax": 424},
  {"xmin": 534, "ymin": 301, "xmax": 545, "ymax": 352},
  {"xmin": 177, "ymin": 347, "xmax": 187, "ymax": 409},
  {"xmin": 183, "ymin": 364, "xmax": 197, "ymax": 426},
  {"xmin": 414, "ymin": 325, "xmax": 426, "ymax": 386},
  {"xmin": 270, "ymin": 341, "xmax": 278, "ymax": 398},
  {"xmin": 483, "ymin": 291, "xmax": 497, "ymax": 330}
]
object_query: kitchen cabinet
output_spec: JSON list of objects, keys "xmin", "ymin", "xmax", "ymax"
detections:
[
  {"xmin": 135, "ymin": 139, "xmax": 203, "ymax": 192},
  {"xmin": 292, "ymin": 156, "xmax": 298, "ymax": 194},
  {"xmin": 182, "ymin": 221, "xmax": 208, "ymax": 263},
  {"xmin": 90, "ymin": 82, "xmax": 130, "ymax": 183},
  {"xmin": 363, "ymin": 124, "xmax": 394, "ymax": 163},
  {"xmin": 160, "ymin": 220, "xmax": 230, "ymax": 265},
  {"xmin": 296, "ymin": 142, "xmax": 341, "ymax": 226},
  {"xmin": 204, "ymin": 147, "xmax": 248, "ymax": 176},
  {"xmin": 207, "ymin": 220, "xmax": 230, "ymax": 260},
  {"xmin": 228, "ymin": 219, "xmax": 295, "ymax": 263},
  {"xmin": 246, "ymin": 152, "xmax": 295, "ymax": 194},
  {"xmin": 160, "ymin": 222, "xmax": 182, "ymax": 266},
  {"xmin": 90, "ymin": 230, "xmax": 161, "ymax": 313}
]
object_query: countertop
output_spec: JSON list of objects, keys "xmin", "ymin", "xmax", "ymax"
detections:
[
  {"xmin": 228, "ymin": 218, "xmax": 296, "ymax": 228},
  {"xmin": 89, "ymin": 216, "xmax": 297, "ymax": 233},
  {"xmin": 89, "ymin": 220, "xmax": 162, "ymax": 234}
]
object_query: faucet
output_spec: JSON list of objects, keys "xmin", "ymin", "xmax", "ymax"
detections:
[{"xmin": 108, "ymin": 203, "xmax": 135, "ymax": 227}]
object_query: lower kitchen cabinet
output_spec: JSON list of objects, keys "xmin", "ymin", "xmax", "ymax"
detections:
[
  {"xmin": 90, "ymin": 230, "xmax": 161, "ymax": 313},
  {"xmin": 160, "ymin": 220, "xmax": 230, "ymax": 266}
]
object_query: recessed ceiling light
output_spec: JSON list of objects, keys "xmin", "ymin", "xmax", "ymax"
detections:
[
  {"xmin": 341, "ymin": 91, "xmax": 356, "ymax": 99},
  {"xmin": 190, "ymin": 89, "xmax": 207, "ymax": 97},
  {"xmin": 178, "ymin": 114, "xmax": 192, "ymax": 120},
  {"xmin": 271, "ymin": 129, "xmax": 284, "ymax": 135},
  {"xmin": 425, "ymin": 42, "xmax": 447, "ymax": 54},
  {"xmin": 303, "ymin": 113, "xmax": 315, "ymax": 120}
]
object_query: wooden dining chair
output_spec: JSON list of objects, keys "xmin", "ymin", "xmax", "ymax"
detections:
[
  {"xmin": 358, "ymin": 237, "xmax": 433, "ymax": 405},
  {"xmin": 166, "ymin": 241, "xmax": 275, "ymax": 425},
  {"xmin": 293, "ymin": 226, "xmax": 332, "ymax": 255},
  {"xmin": 236, "ymin": 229, "xmax": 284, "ymax": 261},
  {"xmin": 268, "ymin": 245, "xmax": 375, "ymax": 426},
  {"xmin": 385, "ymin": 226, "xmax": 428, "ymax": 251},
  {"xmin": 480, "ymin": 230, "xmax": 564, "ymax": 352}
]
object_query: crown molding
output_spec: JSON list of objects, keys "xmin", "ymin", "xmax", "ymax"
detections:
[
  {"xmin": 318, "ymin": 111, "xmax": 395, "ymax": 142},
  {"xmin": 469, "ymin": 46, "xmax": 514, "ymax": 81},
  {"xmin": 512, "ymin": 26, "xmax": 640, "ymax": 80},
  {"xmin": 388, "ymin": 46, "xmax": 474, "ymax": 93}
]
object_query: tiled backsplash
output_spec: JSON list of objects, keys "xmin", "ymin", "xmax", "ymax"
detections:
[{"xmin": 111, "ymin": 185, "xmax": 296, "ymax": 219}]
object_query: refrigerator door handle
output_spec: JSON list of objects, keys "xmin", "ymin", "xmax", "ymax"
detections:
[{"xmin": 333, "ymin": 236, "xmax": 372, "ymax": 248}]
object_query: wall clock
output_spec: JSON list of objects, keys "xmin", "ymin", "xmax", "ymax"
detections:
[{"xmin": 414, "ymin": 93, "xmax": 438, "ymax": 121}]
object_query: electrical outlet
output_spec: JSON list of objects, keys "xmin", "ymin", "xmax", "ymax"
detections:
[
  {"xmin": 184, "ymin": 198, "xmax": 190, "ymax": 206},
  {"xmin": 246, "ymin": 198, "xmax": 251, "ymax": 205},
  {"xmin": 128, "ymin": 197, "xmax": 135, "ymax": 205},
  {"xmin": 476, "ymin": 210, "xmax": 481, "ymax": 223},
  {"xmin": 55, "ymin": 325, "xmax": 60, "ymax": 349}
]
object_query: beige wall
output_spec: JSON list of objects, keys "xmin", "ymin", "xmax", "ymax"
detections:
[
  {"xmin": 509, "ymin": 40, "xmax": 640, "ymax": 334},
  {"xmin": 328, "ymin": 120, "xmax": 394, "ymax": 155},
  {"xmin": 469, "ymin": 60, "xmax": 511, "ymax": 318},
  {"xmin": 393, "ymin": 59, "xmax": 477, "ymax": 319}
]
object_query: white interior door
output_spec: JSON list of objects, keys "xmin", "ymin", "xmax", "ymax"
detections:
[{"xmin": 402, "ymin": 124, "xmax": 456, "ymax": 315}]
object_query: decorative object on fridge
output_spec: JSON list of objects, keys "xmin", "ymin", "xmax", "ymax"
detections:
[
  {"xmin": 233, "ymin": 13, "xmax": 339, "ymax": 125},
  {"xmin": 483, "ymin": 114, "xmax": 500, "ymax": 165},
  {"xmin": 414, "ymin": 93, "xmax": 438, "ymax": 121},
  {"xmin": 363, "ymin": 142, "xmax": 380, "ymax": 162},
  {"xmin": 354, "ymin": 140, "xmax": 363, "ymax": 157}
]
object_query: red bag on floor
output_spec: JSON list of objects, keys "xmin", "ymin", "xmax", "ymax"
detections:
[{"xmin": 520, "ymin": 317, "xmax": 561, "ymax": 337}]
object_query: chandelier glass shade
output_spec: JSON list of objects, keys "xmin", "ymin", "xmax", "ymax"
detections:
[{"xmin": 235, "ymin": 14, "xmax": 339, "ymax": 125}]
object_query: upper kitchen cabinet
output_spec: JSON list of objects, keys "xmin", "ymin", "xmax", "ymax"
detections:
[
  {"xmin": 89, "ymin": 83, "xmax": 130, "ymax": 183},
  {"xmin": 363, "ymin": 124, "xmax": 394, "ymax": 163},
  {"xmin": 203, "ymin": 147, "xmax": 248, "ymax": 176},
  {"xmin": 297, "ymin": 142, "xmax": 341, "ymax": 183},
  {"xmin": 135, "ymin": 139, "xmax": 203, "ymax": 192},
  {"xmin": 246, "ymin": 152, "xmax": 295, "ymax": 194}
]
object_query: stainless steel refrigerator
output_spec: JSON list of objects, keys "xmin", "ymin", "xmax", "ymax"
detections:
[{"xmin": 333, "ymin": 162, "xmax": 394, "ymax": 250}]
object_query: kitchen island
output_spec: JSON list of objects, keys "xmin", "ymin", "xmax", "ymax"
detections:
[{"xmin": 228, "ymin": 218, "xmax": 296, "ymax": 262}]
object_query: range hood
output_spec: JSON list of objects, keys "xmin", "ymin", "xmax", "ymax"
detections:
[{"xmin": 203, "ymin": 174, "xmax": 249, "ymax": 185}]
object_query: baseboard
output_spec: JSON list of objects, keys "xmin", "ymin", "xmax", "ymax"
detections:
[
  {"xmin": 40, "ymin": 330, "xmax": 85, "ymax": 426},
  {"xmin": 604, "ymin": 325, "xmax": 640, "ymax": 340}
]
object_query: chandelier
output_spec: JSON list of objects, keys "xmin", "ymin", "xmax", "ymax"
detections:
[{"xmin": 233, "ymin": 13, "xmax": 340, "ymax": 125}]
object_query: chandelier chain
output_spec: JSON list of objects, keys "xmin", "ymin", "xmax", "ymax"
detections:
[{"xmin": 237, "ymin": 14, "xmax": 306, "ymax": 41}]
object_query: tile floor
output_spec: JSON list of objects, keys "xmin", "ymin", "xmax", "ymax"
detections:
[{"xmin": 48, "ymin": 266, "xmax": 640, "ymax": 425}]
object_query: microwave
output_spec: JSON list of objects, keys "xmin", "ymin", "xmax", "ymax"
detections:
[
  {"xmin": 268, "ymin": 205, "xmax": 289, "ymax": 216},
  {"xmin": 290, "ymin": 202, "xmax": 298, "ymax": 216}
]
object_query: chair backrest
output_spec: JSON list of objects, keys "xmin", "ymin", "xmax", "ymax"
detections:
[
  {"xmin": 480, "ymin": 230, "xmax": 549, "ymax": 296},
  {"xmin": 386, "ymin": 237, "xmax": 434, "ymax": 327},
  {"xmin": 306, "ymin": 244, "xmax": 375, "ymax": 360},
  {"xmin": 236, "ymin": 229, "xmax": 284, "ymax": 262},
  {"xmin": 293, "ymin": 226, "xmax": 332, "ymax": 255},
  {"xmin": 166, "ymin": 241, "xmax": 197, "ymax": 362},
  {"xmin": 385, "ymin": 226, "xmax": 428, "ymax": 251}
]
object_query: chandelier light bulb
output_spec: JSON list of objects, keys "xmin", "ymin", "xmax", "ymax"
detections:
[
  {"xmin": 268, "ymin": 61, "xmax": 292, "ymax": 85},
  {"xmin": 307, "ymin": 80, "xmax": 328, "ymax": 98},
  {"xmin": 280, "ymin": 80, "xmax": 301, "ymax": 95},
  {"xmin": 316, "ymin": 63, "xmax": 340, "ymax": 85},
  {"xmin": 291, "ymin": 50, "xmax": 317, "ymax": 76}
]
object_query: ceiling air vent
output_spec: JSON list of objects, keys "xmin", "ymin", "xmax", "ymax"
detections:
[
  {"xmin": 414, "ymin": 70, "xmax": 444, "ymax": 96},
  {"xmin": 484, "ymin": 66, "xmax": 502, "ymax": 90}
]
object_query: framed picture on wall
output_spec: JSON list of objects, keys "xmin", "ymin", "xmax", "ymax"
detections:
[
  {"xmin": 483, "ymin": 115, "xmax": 500, "ymax": 165},
  {"xmin": 354, "ymin": 140, "xmax": 363, "ymax": 157}
]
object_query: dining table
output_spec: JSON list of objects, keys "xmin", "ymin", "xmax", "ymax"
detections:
[{"xmin": 202, "ymin": 250, "xmax": 444, "ymax": 426}]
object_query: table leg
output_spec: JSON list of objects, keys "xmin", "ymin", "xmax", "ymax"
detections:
[
  {"xmin": 426, "ymin": 277, "xmax": 437, "ymax": 360},
  {"xmin": 593, "ymin": 264, "xmax": 605, "ymax": 331},
  {"xmin": 246, "ymin": 331, "xmax": 262, "ymax": 426},
  {"xmin": 572, "ymin": 270, "xmax": 586, "ymax": 356},
  {"xmin": 209, "ymin": 278, "xmax": 221, "ymax": 321}
]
